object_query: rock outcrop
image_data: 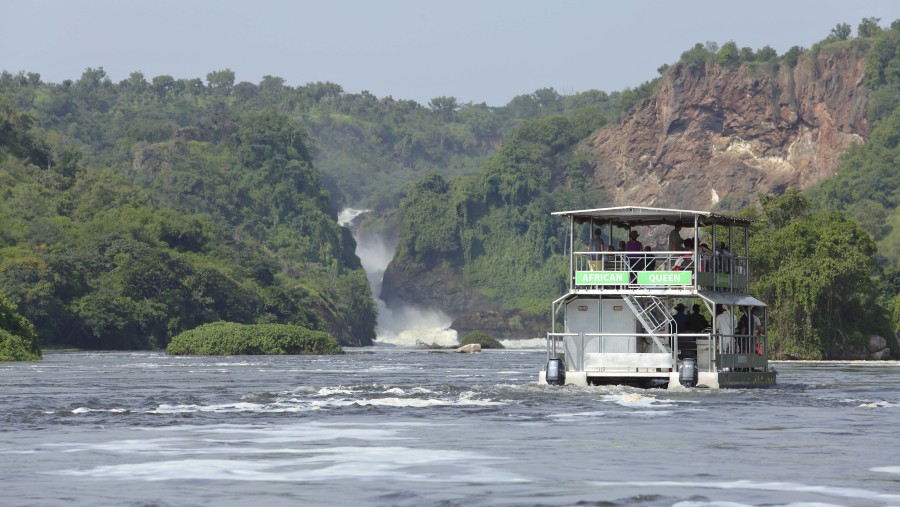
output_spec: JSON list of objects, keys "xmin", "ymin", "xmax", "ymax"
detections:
[
  {"xmin": 383, "ymin": 47, "xmax": 873, "ymax": 341},
  {"xmin": 583, "ymin": 47, "xmax": 869, "ymax": 211}
]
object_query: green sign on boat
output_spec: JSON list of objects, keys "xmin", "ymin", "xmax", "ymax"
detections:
[
  {"xmin": 637, "ymin": 271, "xmax": 692, "ymax": 285},
  {"xmin": 575, "ymin": 271, "xmax": 692, "ymax": 285},
  {"xmin": 575, "ymin": 271, "xmax": 627, "ymax": 285}
]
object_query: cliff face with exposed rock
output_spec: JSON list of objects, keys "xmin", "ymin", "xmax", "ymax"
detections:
[
  {"xmin": 382, "ymin": 47, "xmax": 873, "ymax": 340},
  {"xmin": 584, "ymin": 47, "xmax": 869, "ymax": 210}
]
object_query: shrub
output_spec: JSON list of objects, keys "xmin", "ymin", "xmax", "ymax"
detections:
[
  {"xmin": 459, "ymin": 332, "xmax": 504, "ymax": 349},
  {"xmin": 0, "ymin": 293, "xmax": 40, "ymax": 361},
  {"xmin": 0, "ymin": 329, "xmax": 41, "ymax": 361},
  {"xmin": 166, "ymin": 321, "xmax": 344, "ymax": 355}
]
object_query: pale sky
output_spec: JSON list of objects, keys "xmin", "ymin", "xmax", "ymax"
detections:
[{"xmin": 2, "ymin": 0, "xmax": 898, "ymax": 106}]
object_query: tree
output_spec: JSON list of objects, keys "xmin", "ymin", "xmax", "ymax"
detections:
[
  {"xmin": 207, "ymin": 69, "xmax": 235, "ymax": 94},
  {"xmin": 0, "ymin": 292, "xmax": 40, "ymax": 361},
  {"xmin": 751, "ymin": 193, "xmax": 891, "ymax": 359},
  {"xmin": 858, "ymin": 17, "xmax": 882, "ymax": 38},
  {"xmin": 716, "ymin": 41, "xmax": 741, "ymax": 67},
  {"xmin": 829, "ymin": 22, "xmax": 852, "ymax": 41},
  {"xmin": 428, "ymin": 96, "xmax": 459, "ymax": 121}
]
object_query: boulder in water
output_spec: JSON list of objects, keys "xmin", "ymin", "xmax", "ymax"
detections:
[{"xmin": 456, "ymin": 343, "xmax": 482, "ymax": 353}]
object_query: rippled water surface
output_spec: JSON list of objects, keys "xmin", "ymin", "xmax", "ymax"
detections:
[{"xmin": 1, "ymin": 349, "xmax": 899, "ymax": 506}]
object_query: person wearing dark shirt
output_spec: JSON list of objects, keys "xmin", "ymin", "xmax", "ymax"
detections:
[
  {"xmin": 671, "ymin": 303, "xmax": 694, "ymax": 359},
  {"xmin": 688, "ymin": 304, "xmax": 709, "ymax": 332}
]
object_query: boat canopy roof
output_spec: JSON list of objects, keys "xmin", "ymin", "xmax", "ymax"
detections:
[
  {"xmin": 552, "ymin": 206, "xmax": 754, "ymax": 228},
  {"xmin": 700, "ymin": 293, "xmax": 767, "ymax": 307}
]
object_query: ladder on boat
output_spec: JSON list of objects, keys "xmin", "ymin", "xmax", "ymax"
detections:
[{"xmin": 622, "ymin": 294, "xmax": 674, "ymax": 353}]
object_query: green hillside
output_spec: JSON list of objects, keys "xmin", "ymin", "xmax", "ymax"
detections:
[
  {"xmin": 0, "ymin": 91, "xmax": 375, "ymax": 349},
  {"xmin": 388, "ymin": 19, "xmax": 900, "ymax": 358}
]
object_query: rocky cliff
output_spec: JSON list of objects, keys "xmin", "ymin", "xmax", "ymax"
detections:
[
  {"xmin": 382, "ymin": 46, "xmax": 873, "ymax": 339},
  {"xmin": 584, "ymin": 47, "xmax": 869, "ymax": 211}
]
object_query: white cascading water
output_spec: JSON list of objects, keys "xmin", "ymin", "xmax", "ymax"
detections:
[{"xmin": 338, "ymin": 208, "xmax": 458, "ymax": 347}]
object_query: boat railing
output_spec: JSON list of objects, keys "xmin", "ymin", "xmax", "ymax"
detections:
[
  {"xmin": 572, "ymin": 251, "xmax": 747, "ymax": 291},
  {"xmin": 548, "ymin": 331, "xmax": 679, "ymax": 372},
  {"xmin": 715, "ymin": 332, "xmax": 769, "ymax": 371},
  {"xmin": 547, "ymin": 331, "xmax": 768, "ymax": 374}
]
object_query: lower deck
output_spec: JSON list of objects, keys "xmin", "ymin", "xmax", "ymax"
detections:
[{"xmin": 541, "ymin": 293, "xmax": 775, "ymax": 389}]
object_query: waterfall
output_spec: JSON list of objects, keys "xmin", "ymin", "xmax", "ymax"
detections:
[{"xmin": 339, "ymin": 208, "xmax": 458, "ymax": 347}]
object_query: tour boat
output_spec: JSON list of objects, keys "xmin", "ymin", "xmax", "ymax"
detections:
[{"xmin": 539, "ymin": 206, "xmax": 776, "ymax": 389}]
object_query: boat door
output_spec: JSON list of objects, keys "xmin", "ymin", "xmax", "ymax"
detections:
[{"xmin": 600, "ymin": 299, "xmax": 636, "ymax": 353}]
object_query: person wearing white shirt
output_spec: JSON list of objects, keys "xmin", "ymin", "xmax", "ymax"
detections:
[{"xmin": 715, "ymin": 304, "xmax": 735, "ymax": 353}]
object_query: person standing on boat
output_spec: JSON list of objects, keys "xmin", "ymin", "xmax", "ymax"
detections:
[
  {"xmin": 668, "ymin": 224, "xmax": 684, "ymax": 252},
  {"xmin": 671, "ymin": 303, "xmax": 689, "ymax": 333},
  {"xmin": 589, "ymin": 229, "xmax": 605, "ymax": 270},
  {"xmin": 626, "ymin": 230, "xmax": 644, "ymax": 278},
  {"xmin": 716, "ymin": 242, "xmax": 732, "ymax": 273},
  {"xmin": 668, "ymin": 224, "xmax": 684, "ymax": 269},
  {"xmin": 672, "ymin": 303, "xmax": 695, "ymax": 359},
  {"xmin": 688, "ymin": 304, "xmax": 709, "ymax": 332},
  {"xmin": 715, "ymin": 304, "xmax": 735, "ymax": 353}
]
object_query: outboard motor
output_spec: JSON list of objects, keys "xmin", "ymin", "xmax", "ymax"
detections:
[
  {"xmin": 679, "ymin": 358, "xmax": 698, "ymax": 388},
  {"xmin": 545, "ymin": 358, "xmax": 565, "ymax": 386}
]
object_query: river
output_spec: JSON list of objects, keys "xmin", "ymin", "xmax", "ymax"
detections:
[{"xmin": 1, "ymin": 349, "xmax": 899, "ymax": 506}]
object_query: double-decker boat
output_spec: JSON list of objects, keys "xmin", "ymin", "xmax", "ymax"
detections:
[{"xmin": 539, "ymin": 206, "xmax": 776, "ymax": 389}]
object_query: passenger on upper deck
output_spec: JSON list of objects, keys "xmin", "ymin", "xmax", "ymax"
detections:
[
  {"xmin": 589, "ymin": 229, "xmax": 605, "ymax": 270},
  {"xmin": 699, "ymin": 242, "xmax": 713, "ymax": 271},
  {"xmin": 673, "ymin": 238, "xmax": 695, "ymax": 271},
  {"xmin": 626, "ymin": 230, "xmax": 643, "ymax": 272},
  {"xmin": 716, "ymin": 242, "xmax": 732, "ymax": 273},
  {"xmin": 668, "ymin": 224, "xmax": 683, "ymax": 252},
  {"xmin": 643, "ymin": 246, "xmax": 656, "ymax": 270},
  {"xmin": 626, "ymin": 230, "xmax": 642, "ymax": 252}
]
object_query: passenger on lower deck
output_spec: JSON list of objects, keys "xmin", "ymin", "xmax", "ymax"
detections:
[
  {"xmin": 688, "ymin": 304, "xmax": 709, "ymax": 332},
  {"xmin": 715, "ymin": 304, "xmax": 735, "ymax": 353},
  {"xmin": 672, "ymin": 303, "xmax": 696, "ymax": 360}
]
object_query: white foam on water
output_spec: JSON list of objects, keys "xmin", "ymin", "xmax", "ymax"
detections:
[
  {"xmin": 673, "ymin": 502, "xmax": 844, "ymax": 507},
  {"xmin": 549, "ymin": 410, "xmax": 608, "ymax": 420},
  {"xmin": 319, "ymin": 394, "xmax": 505, "ymax": 409},
  {"xmin": 69, "ymin": 407, "xmax": 127, "ymax": 414},
  {"xmin": 589, "ymin": 479, "xmax": 900, "ymax": 503},
  {"xmin": 337, "ymin": 208, "xmax": 368, "ymax": 226},
  {"xmin": 51, "ymin": 440, "xmax": 527, "ymax": 484},
  {"xmin": 872, "ymin": 466, "xmax": 900, "ymax": 475},
  {"xmin": 602, "ymin": 393, "xmax": 675, "ymax": 408},
  {"xmin": 315, "ymin": 386, "xmax": 356, "ymax": 396},
  {"xmin": 149, "ymin": 402, "xmax": 298, "ymax": 414},
  {"xmin": 499, "ymin": 337, "xmax": 545, "ymax": 349},
  {"xmin": 376, "ymin": 323, "xmax": 458, "ymax": 348}
]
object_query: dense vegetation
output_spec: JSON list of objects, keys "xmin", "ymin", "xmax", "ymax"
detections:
[
  {"xmin": 803, "ymin": 19, "xmax": 900, "ymax": 350},
  {"xmin": 167, "ymin": 321, "xmax": 343, "ymax": 355},
  {"xmin": 746, "ymin": 191, "xmax": 894, "ymax": 359},
  {"xmin": 0, "ymin": 85, "xmax": 376, "ymax": 350},
  {"xmin": 0, "ymin": 292, "xmax": 41, "ymax": 360},
  {"xmin": 2, "ymin": 17, "xmax": 897, "ymax": 359},
  {"xmin": 392, "ymin": 93, "xmax": 651, "ymax": 320},
  {"xmin": 390, "ymin": 18, "xmax": 900, "ymax": 357},
  {"xmin": 459, "ymin": 332, "xmax": 504, "ymax": 349}
]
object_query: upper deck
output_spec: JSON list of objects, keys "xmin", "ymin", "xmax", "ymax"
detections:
[{"xmin": 557, "ymin": 206, "xmax": 754, "ymax": 295}]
